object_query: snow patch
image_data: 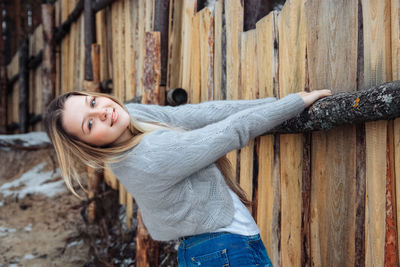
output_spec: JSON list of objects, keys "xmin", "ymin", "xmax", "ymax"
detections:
[
  {"xmin": 0, "ymin": 162, "xmax": 65, "ymax": 198},
  {"xmin": 0, "ymin": 226, "xmax": 17, "ymax": 237},
  {"xmin": 0, "ymin": 132, "xmax": 50, "ymax": 148},
  {"xmin": 23, "ymin": 254, "xmax": 35, "ymax": 260},
  {"xmin": 24, "ymin": 224, "xmax": 32, "ymax": 232},
  {"xmin": 67, "ymin": 240, "xmax": 83, "ymax": 248}
]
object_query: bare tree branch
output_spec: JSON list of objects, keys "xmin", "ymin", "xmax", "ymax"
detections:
[{"xmin": 270, "ymin": 80, "xmax": 400, "ymax": 134}]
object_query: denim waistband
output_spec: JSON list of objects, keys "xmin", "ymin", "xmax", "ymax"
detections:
[{"xmin": 178, "ymin": 231, "xmax": 261, "ymax": 249}]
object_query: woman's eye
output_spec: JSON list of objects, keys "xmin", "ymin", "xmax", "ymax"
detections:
[
  {"xmin": 88, "ymin": 119, "xmax": 93, "ymax": 130},
  {"xmin": 90, "ymin": 97, "xmax": 96, "ymax": 107}
]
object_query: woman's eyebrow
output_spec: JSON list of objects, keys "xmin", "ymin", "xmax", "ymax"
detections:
[{"xmin": 81, "ymin": 96, "xmax": 88, "ymax": 134}]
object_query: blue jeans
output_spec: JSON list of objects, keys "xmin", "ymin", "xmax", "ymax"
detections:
[{"xmin": 177, "ymin": 232, "xmax": 273, "ymax": 267}]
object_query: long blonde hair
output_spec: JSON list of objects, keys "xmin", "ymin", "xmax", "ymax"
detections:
[{"xmin": 43, "ymin": 91, "xmax": 251, "ymax": 206}]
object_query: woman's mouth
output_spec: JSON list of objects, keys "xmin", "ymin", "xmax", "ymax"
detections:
[{"xmin": 111, "ymin": 108, "xmax": 118, "ymax": 126}]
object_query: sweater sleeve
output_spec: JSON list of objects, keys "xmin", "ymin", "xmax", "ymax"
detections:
[
  {"xmin": 125, "ymin": 97, "xmax": 277, "ymax": 129},
  {"xmin": 123, "ymin": 94, "xmax": 305, "ymax": 188}
]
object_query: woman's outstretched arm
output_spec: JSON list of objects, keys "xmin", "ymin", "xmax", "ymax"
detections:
[
  {"xmin": 125, "ymin": 97, "xmax": 277, "ymax": 129},
  {"xmin": 114, "ymin": 93, "xmax": 309, "ymax": 190}
]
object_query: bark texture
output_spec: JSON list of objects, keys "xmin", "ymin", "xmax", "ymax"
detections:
[{"xmin": 270, "ymin": 80, "xmax": 400, "ymax": 134}]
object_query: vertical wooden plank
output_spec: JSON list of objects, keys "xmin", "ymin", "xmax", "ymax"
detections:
[
  {"xmin": 180, "ymin": 0, "xmax": 194, "ymax": 90},
  {"xmin": 7, "ymin": 53, "xmax": 19, "ymax": 132},
  {"xmin": 136, "ymin": 30, "xmax": 161, "ymax": 267},
  {"xmin": 136, "ymin": 0, "xmax": 146, "ymax": 96},
  {"xmin": 200, "ymin": 7, "xmax": 214, "ymax": 102},
  {"xmin": 131, "ymin": 0, "xmax": 139, "ymax": 97},
  {"xmin": 111, "ymin": 1, "xmax": 119, "ymax": 97},
  {"xmin": 239, "ymin": 30, "xmax": 258, "ymax": 210},
  {"xmin": 124, "ymin": 0, "xmax": 135, "ymax": 100},
  {"xmin": 225, "ymin": 0, "xmax": 243, "ymax": 100},
  {"xmin": 18, "ymin": 38, "xmax": 29, "ymax": 133},
  {"xmin": 68, "ymin": 1, "xmax": 76, "ymax": 92},
  {"xmin": 42, "ymin": 4, "xmax": 56, "ymax": 131},
  {"xmin": 28, "ymin": 32, "xmax": 35, "ymax": 132},
  {"xmin": 104, "ymin": 165, "xmax": 119, "ymax": 190},
  {"xmin": 278, "ymin": 0, "xmax": 307, "ymax": 266},
  {"xmin": 33, "ymin": 25, "xmax": 43, "ymax": 131},
  {"xmin": 255, "ymin": 11, "xmax": 280, "ymax": 266},
  {"xmin": 189, "ymin": 12, "xmax": 201, "ymax": 103},
  {"xmin": 126, "ymin": 193, "xmax": 134, "ymax": 229},
  {"xmin": 305, "ymin": 0, "xmax": 358, "ymax": 266},
  {"xmin": 391, "ymin": 0, "xmax": 400, "ymax": 260},
  {"xmin": 167, "ymin": 0, "xmax": 196, "ymax": 91},
  {"xmin": 119, "ymin": 182, "xmax": 127, "ymax": 205},
  {"xmin": 167, "ymin": 0, "xmax": 183, "ymax": 90},
  {"xmin": 214, "ymin": 0, "xmax": 224, "ymax": 100},
  {"xmin": 96, "ymin": 8, "xmax": 109, "ymax": 88},
  {"xmin": 55, "ymin": 0, "xmax": 61, "ymax": 97},
  {"xmin": 362, "ymin": 0, "xmax": 392, "ymax": 266},
  {"xmin": 61, "ymin": 0, "xmax": 69, "ymax": 93},
  {"xmin": 119, "ymin": 0, "xmax": 126, "ymax": 100},
  {"xmin": 280, "ymin": 133, "xmax": 303, "ymax": 267},
  {"xmin": 79, "ymin": 14, "xmax": 86, "ymax": 91}
]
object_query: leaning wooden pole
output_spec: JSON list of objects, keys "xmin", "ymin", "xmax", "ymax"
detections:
[
  {"xmin": 270, "ymin": 80, "xmax": 400, "ymax": 134},
  {"xmin": 136, "ymin": 32, "xmax": 162, "ymax": 267},
  {"xmin": 41, "ymin": 4, "xmax": 56, "ymax": 128},
  {"xmin": 18, "ymin": 38, "xmax": 29, "ymax": 133}
]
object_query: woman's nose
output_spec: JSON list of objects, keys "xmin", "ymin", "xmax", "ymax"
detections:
[{"xmin": 90, "ymin": 108, "xmax": 108, "ymax": 121}]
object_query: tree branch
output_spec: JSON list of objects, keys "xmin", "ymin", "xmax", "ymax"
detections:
[{"xmin": 269, "ymin": 80, "xmax": 400, "ymax": 134}]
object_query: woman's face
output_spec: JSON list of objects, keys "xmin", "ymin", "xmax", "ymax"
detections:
[{"xmin": 62, "ymin": 95, "xmax": 131, "ymax": 146}]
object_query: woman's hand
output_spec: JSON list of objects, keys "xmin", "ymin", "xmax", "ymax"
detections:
[{"xmin": 297, "ymin": 89, "xmax": 332, "ymax": 108}]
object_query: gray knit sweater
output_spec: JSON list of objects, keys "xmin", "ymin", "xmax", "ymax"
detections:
[{"xmin": 110, "ymin": 94, "xmax": 306, "ymax": 241}]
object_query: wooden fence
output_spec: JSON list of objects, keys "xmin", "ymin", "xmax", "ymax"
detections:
[{"xmin": 4, "ymin": 0, "xmax": 400, "ymax": 266}]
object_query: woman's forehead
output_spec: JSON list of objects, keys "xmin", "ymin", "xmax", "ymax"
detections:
[{"xmin": 62, "ymin": 95, "xmax": 86, "ymax": 135}]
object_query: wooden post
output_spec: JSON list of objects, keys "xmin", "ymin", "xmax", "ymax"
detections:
[
  {"xmin": 41, "ymin": 4, "xmax": 56, "ymax": 124},
  {"xmin": 18, "ymin": 38, "xmax": 29, "ymax": 133},
  {"xmin": 136, "ymin": 31, "xmax": 161, "ymax": 267},
  {"xmin": 153, "ymin": 0, "xmax": 170, "ymax": 86},
  {"xmin": 0, "ymin": 2, "xmax": 7, "ymax": 134},
  {"xmin": 84, "ymin": 0, "xmax": 96, "ymax": 81},
  {"xmin": 84, "ymin": 0, "xmax": 101, "ymax": 223},
  {"xmin": 86, "ymin": 44, "xmax": 102, "ymax": 223}
]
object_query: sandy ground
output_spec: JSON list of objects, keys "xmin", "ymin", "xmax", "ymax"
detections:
[
  {"xmin": 0, "ymin": 133, "xmax": 177, "ymax": 267},
  {"xmin": 0, "ymin": 190, "xmax": 90, "ymax": 267}
]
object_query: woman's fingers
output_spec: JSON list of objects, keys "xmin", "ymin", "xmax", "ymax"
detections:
[{"xmin": 297, "ymin": 89, "xmax": 332, "ymax": 107}]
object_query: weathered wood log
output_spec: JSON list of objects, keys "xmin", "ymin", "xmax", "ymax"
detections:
[
  {"xmin": 136, "ymin": 210, "xmax": 159, "ymax": 267},
  {"xmin": 27, "ymin": 50, "xmax": 43, "ymax": 70},
  {"xmin": 54, "ymin": 0, "xmax": 83, "ymax": 44},
  {"xmin": 137, "ymin": 31, "xmax": 161, "ymax": 267},
  {"xmin": 269, "ymin": 80, "xmax": 400, "ymax": 134},
  {"xmin": 18, "ymin": 38, "xmax": 29, "ymax": 133},
  {"xmin": 142, "ymin": 32, "xmax": 162, "ymax": 105},
  {"xmin": 41, "ymin": 4, "xmax": 56, "ymax": 123},
  {"xmin": 166, "ymin": 88, "xmax": 188, "ymax": 106}
]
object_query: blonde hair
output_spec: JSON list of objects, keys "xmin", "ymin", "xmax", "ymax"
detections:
[{"xmin": 43, "ymin": 91, "xmax": 251, "ymax": 206}]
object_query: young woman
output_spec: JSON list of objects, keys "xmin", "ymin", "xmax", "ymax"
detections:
[{"xmin": 44, "ymin": 89, "xmax": 331, "ymax": 266}]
